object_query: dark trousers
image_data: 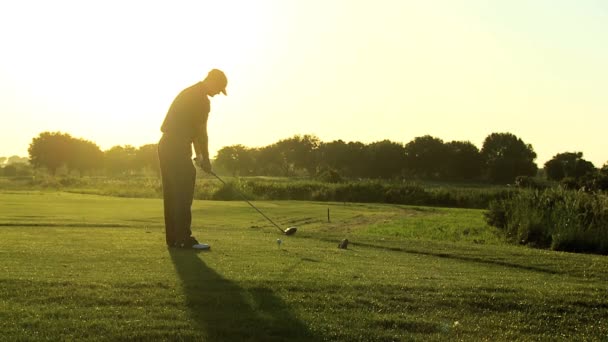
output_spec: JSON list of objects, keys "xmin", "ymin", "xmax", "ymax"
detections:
[{"xmin": 158, "ymin": 135, "xmax": 196, "ymax": 246}]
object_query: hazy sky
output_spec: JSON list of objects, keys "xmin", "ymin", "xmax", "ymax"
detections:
[{"xmin": 1, "ymin": 0, "xmax": 607, "ymax": 166}]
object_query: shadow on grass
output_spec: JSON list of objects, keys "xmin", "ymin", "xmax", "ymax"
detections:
[
  {"xmin": 349, "ymin": 241, "xmax": 561, "ymax": 275},
  {"xmin": 169, "ymin": 249, "xmax": 316, "ymax": 341},
  {"xmin": 303, "ymin": 233, "xmax": 564, "ymax": 276}
]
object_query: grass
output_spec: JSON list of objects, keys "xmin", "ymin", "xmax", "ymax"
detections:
[
  {"xmin": 1, "ymin": 175, "xmax": 514, "ymax": 209},
  {"xmin": 1, "ymin": 191, "xmax": 607, "ymax": 341},
  {"xmin": 486, "ymin": 188, "xmax": 608, "ymax": 254}
]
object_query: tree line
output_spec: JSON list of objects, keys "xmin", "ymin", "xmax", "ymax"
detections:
[
  {"xmin": 213, "ymin": 133, "xmax": 605, "ymax": 186},
  {"xmin": 10, "ymin": 131, "xmax": 606, "ymax": 187},
  {"xmin": 215, "ymin": 134, "xmax": 531, "ymax": 181},
  {"xmin": 24, "ymin": 132, "xmax": 159, "ymax": 177}
]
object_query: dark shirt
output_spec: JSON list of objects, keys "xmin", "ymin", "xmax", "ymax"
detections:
[
  {"xmin": 160, "ymin": 82, "xmax": 210, "ymax": 157},
  {"xmin": 161, "ymin": 82, "xmax": 210, "ymax": 141}
]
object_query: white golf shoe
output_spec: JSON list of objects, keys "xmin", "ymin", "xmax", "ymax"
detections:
[
  {"xmin": 192, "ymin": 243, "xmax": 211, "ymax": 250},
  {"xmin": 174, "ymin": 237, "xmax": 210, "ymax": 250}
]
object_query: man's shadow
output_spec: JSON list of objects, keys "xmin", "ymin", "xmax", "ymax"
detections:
[{"xmin": 169, "ymin": 249, "xmax": 316, "ymax": 341}]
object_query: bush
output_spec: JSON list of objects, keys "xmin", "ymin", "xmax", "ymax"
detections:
[
  {"xmin": 579, "ymin": 171, "xmax": 608, "ymax": 192},
  {"xmin": 212, "ymin": 180, "xmax": 248, "ymax": 200},
  {"xmin": 514, "ymin": 176, "xmax": 547, "ymax": 189},
  {"xmin": 59, "ymin": 176, "xmax": 81, "ymax": 187},
  {"xmin": 334, "ymin": 181, "xmax": 386, "ymax": 203},
  {"xmin": 234, "ymin": 178, "xmax": 510, "ymax": 208},
  {"xmin": 384, "ymin": 184, "xmax": 428, "ymax": 204},
  {"xmin": 559, "ymin": 177, "xmax": 580, "ymax": 190},
  {"xmin": 485, "ymin": 188, "xmax": 608, "ymax": 254},
  {"xmin": 3, "ymin": 165, "xmax": 17, "ymax": 177},
  {"xmin": 484, "ymin": 200, "xmax": 507, "ymax": 230},
  {"xmin": 2, "ymin": 171, "xmax": 515, "ymax": 210},
  {"xmin": 315, "ymin": 168, "xmax": 343, "ymax": 183}
]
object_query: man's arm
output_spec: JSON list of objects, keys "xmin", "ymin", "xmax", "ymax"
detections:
[{"xmin": 193, "ymin": 116, "xmax": 211, "ymax": 172}]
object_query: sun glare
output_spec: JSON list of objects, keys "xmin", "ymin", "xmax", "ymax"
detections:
[
  {"xmin": 1, "ymin": 1, "xmax": 284, "ymax": 153},
  {"xmin": 0, "ymin": 1, "xmax": 607, "ymax": 165}
]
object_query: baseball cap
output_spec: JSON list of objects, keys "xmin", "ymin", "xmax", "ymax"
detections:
[{"xmin": 207, "ymin": 69, "xmax": 227, "ymax": 95}]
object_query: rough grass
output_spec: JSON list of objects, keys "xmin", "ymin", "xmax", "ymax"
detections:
[
  {"xmin": 486, "ymin": 188, "xmax": 608, "ymax": 254},
  {"xmin": 1, "ymin": 175, "xmax": 513, "ymax": 209},
  {"xmin": 1, "ymin": 191, "xmax": 607, "ymax": 341}
]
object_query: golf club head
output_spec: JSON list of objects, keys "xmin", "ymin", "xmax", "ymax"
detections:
[{"xmin": 284, "ymin": 227, "xmax": 298, "ymax": 236}]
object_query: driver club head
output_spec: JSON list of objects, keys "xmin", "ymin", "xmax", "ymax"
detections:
[{"xmin": 283, "ymin": 227, "xmax": 298, "ymax": 236}]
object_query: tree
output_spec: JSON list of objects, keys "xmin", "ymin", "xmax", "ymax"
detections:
[
  {"xmin": 318, "ymin": 140, "xmax": 348, "ymax": 172},
  {"xmin": 104, "ymin": 145, "xmax": 137, "ymax": 176},
  {"xmin": 256, "ymin": 144, "xmax": 286, "ymax": 176},
  {"xmin": 480, "ymin": 132, "xmax": 537, "ymax": 183},
  {"xmin": 6, "ymin": 156, "xmax": 29, "ymax": 165},
  {"xmin": 68, "ymin": 138, "xmax": 104, "ymax": 175},
  {"xmin": 318, "ymin": 140, "xmax": 351, "ymax": 176},
  {"xmin": 595, "ymin": 162, "xmax": 608, "ymax": 191},
  {"xmin": 1, "ymin": 162, "xmax": 32, "ymax": 177},
  {"xmin": 214, "ymin": 145, "xmax": 256, "ymax": 176},
  {"xmin": 134, "ymin": 144, "xmax": 160, "ymax": 176},
  {"xmin": 318, "ymin": 141, "xmax": 369, "ymax": 178},
  {"xmin": 404, "ymin": 135, "xmax": 449, "ymax": 179},
  {"xmin": 274, "ymin": 135, "xmax": 320, "ymax": 176},
  {"xmin": 28, "ymin": 132, "xmax": 103, "ymax": 175},
  {"xmin": 345, "ymin": 142, "xmax": 368, "ymax": 178},
  {"xmin": 444, "ymin": 141, "xmax": 483, "ymax": 181},
  {"xmin": 365, "ymin": 140, "xmax": 406, "ymax": 179},
  {"xmin": 544, "ymin": 152, "xmax": 595, "ymax": 181},
  {"xmin": 294, "ymin": 134, "xmax": 321, "ymax": 176},
  {"xmin": 29, "ymin": 132, "xmax": 74, "ymax": 175},
  {"xmin": 2, "ymin": 165, "xmax": 16, "ymax": 177},
  {"xmin": 0, "ymin": 156, "xmax": 32, "ymax": 176}
]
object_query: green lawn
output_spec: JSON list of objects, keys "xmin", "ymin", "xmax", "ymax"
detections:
[{"xmin": 1, "ymin": 191, "xmax": 607, "ymax": 341}]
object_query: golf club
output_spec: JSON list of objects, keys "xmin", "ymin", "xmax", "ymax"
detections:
[{"xmin": 208, "ymin": 171, "xmax": 297, "ymax": 236}]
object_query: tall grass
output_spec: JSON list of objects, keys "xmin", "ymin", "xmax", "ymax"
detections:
[
  {"xmin": 2, "ymin": 175, "xmax": 513, "ymax": 209},
  {"xmin": 237, "ymin": 178, "xmax": 513, "ymax": 208},
  {"xmin": 486, "ymin": 188, "xmax": 608, "ymax": 254}
]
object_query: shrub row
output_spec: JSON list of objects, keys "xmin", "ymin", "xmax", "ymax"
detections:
[
  {"xmin": 3, "ymin": 175, "xmax": 514, "ymax": 209},
  {"xmin": 485, "ymin": 188, "xmax": 608, "ymax": 254},
  {"xmin": 211, "ymin": 179, "xmax": 513, "ymax": 209}
]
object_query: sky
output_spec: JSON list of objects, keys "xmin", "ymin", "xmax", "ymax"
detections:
[{"xmin": 1, "ymin": 0, "xmax": 607, "ymax": 166}]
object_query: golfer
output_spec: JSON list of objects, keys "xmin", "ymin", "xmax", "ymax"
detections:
[{"xmin": 158, "ymin": 69, "xmax": 227, "ymax": 249}]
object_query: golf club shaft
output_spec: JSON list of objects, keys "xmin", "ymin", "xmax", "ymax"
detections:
[{"xmin": 209, "ymin": 171, "xmax": 285, "ymax": 233}]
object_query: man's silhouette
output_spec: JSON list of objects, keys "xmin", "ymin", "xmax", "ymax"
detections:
[{"xmin": 158, "ymin": 69, "xmax": 227, "ymax": 249}]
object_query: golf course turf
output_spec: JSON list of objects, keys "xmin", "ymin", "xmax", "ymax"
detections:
[{"xmin": 1, "ymin": 191, "xmax": 607, "ymax": 341}]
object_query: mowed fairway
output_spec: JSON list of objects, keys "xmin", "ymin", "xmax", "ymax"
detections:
[{"xmin": 1, "ymin": 191, "xmax": 607, "ymax": 341}]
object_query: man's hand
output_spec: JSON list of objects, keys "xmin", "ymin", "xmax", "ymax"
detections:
[{"xmin": 194, "ymin": 155, "xmax": 212, "ymax": 173}]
